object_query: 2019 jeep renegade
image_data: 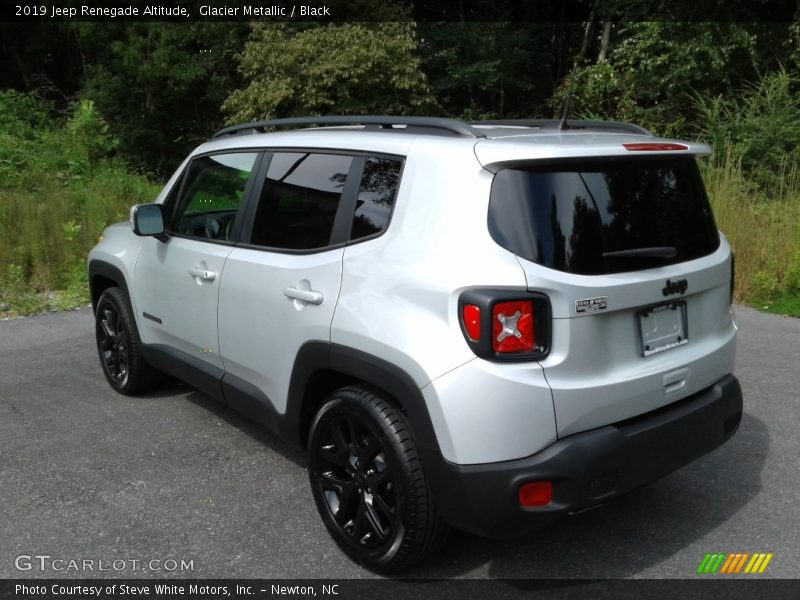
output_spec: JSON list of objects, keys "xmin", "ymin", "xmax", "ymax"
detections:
[{"xmin": 88, "ymin": 116, "xmax": 743, "ymax": 571}]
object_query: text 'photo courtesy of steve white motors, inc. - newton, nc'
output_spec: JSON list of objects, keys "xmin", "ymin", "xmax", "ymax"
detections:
[{"xmin": 17, "ymin": 4, "xmax": 332, "ymax": 18}]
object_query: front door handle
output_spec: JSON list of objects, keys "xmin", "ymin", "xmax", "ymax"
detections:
[
  {"xmin": 284, "ymin": 286, "xmax": 324, "ymax": 305},
  {"xmin": 188, "ymin": 265, "xmax": 217, "ymax": 281}
]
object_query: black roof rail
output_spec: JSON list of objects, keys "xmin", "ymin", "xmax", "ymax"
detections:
[
  {"xmin": 471, "ymin": 119, "xmax": 651, "ymax": 136},
  {"xmin": 211, "ymin": 116, "xmax": 486, "ymax": 140}
]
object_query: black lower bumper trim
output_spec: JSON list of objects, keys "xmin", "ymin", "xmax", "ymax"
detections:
[{"xmin": 422, "ymin": 374, "xmax": 743, "ymax": 538}]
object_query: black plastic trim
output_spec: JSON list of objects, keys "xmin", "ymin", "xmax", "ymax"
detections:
[
  {"xmin": 423, "ymin": 374, "xmax": 743, "ymax": 538},
  {"xmin": 221, "ymin": 371, "xmax": 280, "ymax": 432},
  {"xmin": 284, "ymin": 342, "xmax": 441, "ymax": 453},
  {"xmin": 142, "ymin": 312, "xmax": 162, "ymax": 324},
  {"xmin": 88, "ymin": 260, "xmax": 129, "ymax": 312},
  {"xmin": 140, "ymin": 344, "xmax": 225, "ymax": 403},
  {"xmin": 135, "ymin": 340, "xmax": 442, "ymax": 461}
]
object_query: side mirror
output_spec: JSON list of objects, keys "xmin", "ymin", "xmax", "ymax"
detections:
[{"xmin": 130, "ymin": 204, "xmax": 167, "ymax": 242}]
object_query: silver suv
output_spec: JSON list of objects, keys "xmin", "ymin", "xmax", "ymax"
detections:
[{"xmin": 88, "ymin": 116, "xmax": 742, "ymax": 571}]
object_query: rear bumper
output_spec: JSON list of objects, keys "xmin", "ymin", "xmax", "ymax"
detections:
[{"xmin": 422, "ymin": 374, "xmax": 743, "ymax": 538}]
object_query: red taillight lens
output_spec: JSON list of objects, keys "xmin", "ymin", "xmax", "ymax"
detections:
[
  {"xmin": 462, "ymin": 304, "xmax": 481, "ymax": 341},
  {"xmin": 623, "ymin": 142, "xmax": 689, "ymax": 151},
  {"xmin": 518, "ymin": 481, "xmax": 552, "ymax": 507},
  {"xmin": 492, "ymin": 300, "xmax": 534, "ymax": 353}
]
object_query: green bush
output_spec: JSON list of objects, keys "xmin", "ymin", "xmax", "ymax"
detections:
[
  {"xmin": 0, "ymin": 92, "xmax": 160, "ymax": 317},
  {"xmin": 696, "ymin": 70, "xmax": 800, "ymax": 189}
]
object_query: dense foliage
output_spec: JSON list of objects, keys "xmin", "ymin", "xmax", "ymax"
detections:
[
  {"xmin": 0, "ymin": 17, "xmax": 799, "ymax": 315},
  {"xmin": 223, "ymin": 23, "xmax": 433, "ymax": 122}
]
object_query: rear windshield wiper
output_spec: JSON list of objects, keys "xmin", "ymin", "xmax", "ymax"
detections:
[{"xmin": 602, "ymin": 246, "xmax": 677, "ymax": 259}]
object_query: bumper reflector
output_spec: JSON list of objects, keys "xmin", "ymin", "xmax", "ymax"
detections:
[{"xmin": 518, "ymin": 481, "xmax": 553, "ymax": 507}]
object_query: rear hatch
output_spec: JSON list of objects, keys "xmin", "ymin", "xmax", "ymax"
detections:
[{"xmin": 479, "ymin": 140, "xmax": 737, "ymax": 437}]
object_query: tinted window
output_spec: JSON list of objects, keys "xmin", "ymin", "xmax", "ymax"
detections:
[
  {"xmin": 350, "ymin": 158, "xmax": 401, "ymax": 240},
  {"xmin": 251, "ymin": 152, "xmax": 353, "ymax": 250},
  {"xmin": 170, "ymin": 153, "xmax": 257, "ymax": 242},
  {"xmin": 488, "ymin": 157, "xmax": 720, "ymax": 275}
]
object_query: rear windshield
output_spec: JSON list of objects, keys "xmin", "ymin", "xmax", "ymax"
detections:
[{"xmin": 488, "ymin": 156, "xmax": 720, "ymax": 275}]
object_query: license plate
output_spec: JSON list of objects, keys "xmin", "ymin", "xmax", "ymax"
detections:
[{"xmin": 638, "ymin": 302, "xmax": 688, "ymax": 357}]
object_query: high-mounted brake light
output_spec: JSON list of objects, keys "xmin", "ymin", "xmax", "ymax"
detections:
[
  {"xmin": 623, "ymin": 142, "xmax": 689, "ymax": 151},
  {"xmin": 492, "ymin": 300, "xmax": 534, "ymax": 353}
]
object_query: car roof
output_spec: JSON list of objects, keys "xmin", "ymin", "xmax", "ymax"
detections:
[{"xmin": 195, "ymin": 116, "xmax": 710, "ymax": 165}]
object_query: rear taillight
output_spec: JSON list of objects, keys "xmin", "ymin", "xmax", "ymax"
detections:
[
  {"xmin": 492, "ymin": 300, "xmax": 534, "ymax": 353},
  {"xmin": 458, "ymin": 290, "xmax": 551, "ymax": 361},
  {"xmin": 730, "ymin": 252, "xmax": 735, "ymax": 305}
]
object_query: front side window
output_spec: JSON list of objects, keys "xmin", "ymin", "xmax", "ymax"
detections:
[
  {"xmin": 170, "ymin": 152, "xmax": 257, "ymax": 242},
  {"xmin": 250, "ymin": 152, "xmax": 353, "ymax": 250}
]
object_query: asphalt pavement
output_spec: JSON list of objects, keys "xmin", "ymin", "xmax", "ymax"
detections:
[{"xmin": 0, "ymin": 305, "xmax": 797, "ymax": 579}]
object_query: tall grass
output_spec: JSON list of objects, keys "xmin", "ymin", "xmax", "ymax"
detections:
[
  {"xmin": 1, "ymin": 90, "xmax": 798, "ymax": 317},
  {"xmin": 702, "ymin": 151, "xmax": 800, "ymax": 309},
  {"xmin": 0, "ymin": 93, "xmax": 160, "ymax": 316}
]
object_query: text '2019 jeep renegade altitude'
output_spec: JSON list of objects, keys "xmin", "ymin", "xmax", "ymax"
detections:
[{"xmin": 88, "ymin": 116, "xmax": 743, "ymax": 571}]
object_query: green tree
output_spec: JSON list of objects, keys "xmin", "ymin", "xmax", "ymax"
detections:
[
  {"xmin": 417, "ymin": 21, "xmax": 567, "ymax": 119},
  {"xmin": 551, "ymin": 22, "xmax": 791, "ymax": 137},
  {"xmin": 81, "ymin": 23, "xmax": 249, "ymax": 175},
  {"xmin": 222, "ymin": 23, "xmax": 433, "ymax": 123}
]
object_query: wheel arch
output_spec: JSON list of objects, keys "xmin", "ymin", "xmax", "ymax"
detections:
[
  {"xmin": 286, "ymin": 342, "xmax": 441, "ymax": 455},
  {"xmin": 88, "ymin": 260, "xmax": 130, "ymax": 312}
]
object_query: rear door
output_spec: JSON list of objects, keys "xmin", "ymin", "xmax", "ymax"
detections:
[
  {"xmin": 134, "ymin": 151, "xmax": 259, "ymax": 371},
  {"xmin": 487, "ymin": 155, "xmax": 737, "ymax": 436},
  {"xmin": 217, "ymin": 151, "xmax": 362, "ymax": 416}
]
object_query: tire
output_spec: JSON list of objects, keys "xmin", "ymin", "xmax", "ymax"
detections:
[
  {"xmin": 95, "ymin": 287, "xmax": 164, "ymax": 395},
  {"xmin": 307, "ymin": 385, "xmax": 448, "ymax": 572}
]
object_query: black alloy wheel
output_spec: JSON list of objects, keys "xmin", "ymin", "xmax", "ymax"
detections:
[
  {"xmin": 94, "ymin": 287, "xmax": 163, "ymax": 395},
  {"xmin": 97, "ymin": 299, "xmax": 129, "ymax": 387},
  {"xmin": 308, "ymin": 386, "xmax": 447, "ymax": 571}
]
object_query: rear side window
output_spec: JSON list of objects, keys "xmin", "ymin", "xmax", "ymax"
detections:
[
  {"xmin": 350, "ymin": 157, "xmax": 401, "ymax": 241},
  {"xmin": 251, "ymin": 152, "xmax": 353, "ymax": 250},
  {"xmin": 488, "ymin": 156, "xmax": 720, "ymax": 275}
]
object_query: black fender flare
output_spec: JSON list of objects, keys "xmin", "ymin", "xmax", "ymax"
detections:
[
  {"xmin": 87, "ymin": 260, "xmax": 130, "ymax": 312},
  {"xmin": 284, "ymin": 341, "xmax": 442, "ymax": 455}
]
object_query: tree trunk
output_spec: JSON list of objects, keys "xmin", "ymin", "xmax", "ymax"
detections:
[{"xmin": 598, "ymin": 21, "xmax": 612, "ymax": 63}]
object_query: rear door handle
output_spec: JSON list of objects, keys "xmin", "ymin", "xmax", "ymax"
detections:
[
  {"xmin": 188, "ymin": 266, "xmax": 217, "ymax": 281},
  {"xmin": 284, "ymin": 286, "xmax": 324, "ymax": 305}
]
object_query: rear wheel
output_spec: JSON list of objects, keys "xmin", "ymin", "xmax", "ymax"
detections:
[
  {"xmin": 95, "ymin": 287, "xmax": 163, "ymax": 395},
  {"xmin": 307, "ymin": 386, "xmax": 447, "ymax": 572}
]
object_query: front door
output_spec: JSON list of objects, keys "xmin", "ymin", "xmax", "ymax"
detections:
[{"xmin": 134, "ymin": 151, "xmax": 259, "ymax": 370}]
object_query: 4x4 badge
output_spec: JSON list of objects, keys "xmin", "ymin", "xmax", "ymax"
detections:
[{"xmin": 663, "ymin": 278, "xmax": 688, "ymax": 296}]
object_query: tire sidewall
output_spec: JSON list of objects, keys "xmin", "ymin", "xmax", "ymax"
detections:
[
  {"xmin": 95, "ymin": 290, "xmax": 132, "ymax": 392},
  {"xmin": 308, "ymin": 393, "xmax": 412, "ymax": 569}
]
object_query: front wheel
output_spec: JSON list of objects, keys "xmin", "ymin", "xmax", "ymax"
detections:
[
  {"xmin": 307, "ymin": 386, "xmax": 447, "ymax": 572},
  {"xmin": 95, "ymin": 287, "xmax": 163, "ymax": 395}
]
